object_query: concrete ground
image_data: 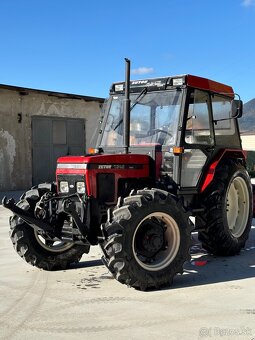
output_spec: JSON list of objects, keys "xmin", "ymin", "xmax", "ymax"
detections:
[{"xmin": 0, "ymin": 200, "xmax": 255, "ymax": 339}]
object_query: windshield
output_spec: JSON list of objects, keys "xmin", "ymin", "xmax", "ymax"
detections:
[{"xmin": 100, "ymin": 90, "xmax": 182, "ymax": 147}]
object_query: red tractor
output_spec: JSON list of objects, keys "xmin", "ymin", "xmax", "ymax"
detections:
[{"xmin": 3, "ymin": 59, "xmax": 253, "ymax": 290}]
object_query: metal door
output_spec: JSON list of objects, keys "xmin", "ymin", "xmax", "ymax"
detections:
[{"xmin": 32, "ymin": 116, "xmax": 85, "ymax": 185}]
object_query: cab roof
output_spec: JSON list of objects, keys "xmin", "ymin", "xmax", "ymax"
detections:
[{"xmin": 110, "ymin": 74, "xmax": 234, "ymax": 97}]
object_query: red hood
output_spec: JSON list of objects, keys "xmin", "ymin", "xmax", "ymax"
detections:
[
  {"xmin": 57, "ymin": 153, "xmax": 150, "ymax": 165},
  {"xmin": 56, "ymin": 153, "xmax": 152, "ymax": 199}
]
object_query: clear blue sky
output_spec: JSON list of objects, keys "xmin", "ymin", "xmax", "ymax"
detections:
[{"xmin": 1, "ymin": 0, "xmax": 255, "ymax": 103}]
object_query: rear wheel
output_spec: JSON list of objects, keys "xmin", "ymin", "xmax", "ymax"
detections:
[
  {"xmin": 198, "ymin": 161, "xmax": 253, "ymax": 255},
  {"xmin": 101, "ymin": 189, "xmax": 192, "ymax": 290},
  {"xmin": 9, "ymin": 183, "xmax": 89, "ymax": 270}
]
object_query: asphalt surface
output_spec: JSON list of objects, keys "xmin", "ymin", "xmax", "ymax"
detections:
[{"xmin": 0, "ymin": 203, "xmax": 255, "ymax": 340}]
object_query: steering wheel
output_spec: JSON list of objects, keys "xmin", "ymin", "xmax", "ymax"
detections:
[
  {"xmin": 150, "ymin": 128, "xmax": 173, "ymax": 138},
  {"xmin": 149, "ymin": 128, "xmax": 174, "ymax": 145}
]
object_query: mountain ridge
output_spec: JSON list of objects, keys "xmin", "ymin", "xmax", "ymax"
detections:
[{"xmin": 239, "ymin": 98, "xmax": 255, "ymax": 133}]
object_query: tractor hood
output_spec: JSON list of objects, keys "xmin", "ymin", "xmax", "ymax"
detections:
[
  {"xmin": 56, "ymin": 153, "xmax": 151, "ymax": 200},
  {"xmin": 56, "ymin": 153, "xmax": 150, "ymax": 170}
]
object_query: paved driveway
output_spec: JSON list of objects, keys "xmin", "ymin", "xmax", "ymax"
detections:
[{"xmin": 0, "ymin": 205, "xmax": 254, "ymax": 340}]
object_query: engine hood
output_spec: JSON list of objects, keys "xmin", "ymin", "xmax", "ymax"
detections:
[
  {"xmin": 57, "ymin": 153, "xmax": 150, "ymax": 168},
  {"xmin": 56, "ymin": 153, "xmax": 152, "ymax": 199}
]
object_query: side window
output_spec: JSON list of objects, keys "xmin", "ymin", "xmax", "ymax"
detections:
[
  {"xmin": 211, "ymin": 95, "xmax": 239, "ymax": 146},
  {"xmin": 101, "ymin": 97, "xmax": 123, "ymax": 146},
  {"xmin": 185, "ymin": 90, "xmax": 213, "ymax": 145}
]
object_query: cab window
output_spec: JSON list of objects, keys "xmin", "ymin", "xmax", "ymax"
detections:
[
  {"xmin": 212, "ymin": 95, "xmax": 240, "ymax": 147},
  {"xmin": 185, "ymin": 90, "xmax": 213, "ymax": 145}
]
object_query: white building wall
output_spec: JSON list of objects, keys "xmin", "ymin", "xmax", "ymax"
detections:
[
  {"xmin": 0, "ymin": 87, "xmax": 103, "ymax": 190},
  {"xmin": 241, "ymin": 135, "xmax": 255, "ymax": 151}
]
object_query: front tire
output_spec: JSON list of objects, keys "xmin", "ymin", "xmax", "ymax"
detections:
[
  {"xmin": 198, "ymin": 161, "xmax": 253, "ymax": 255},
  {"xmin": 9, "ymin": 183, "xmax": 89, "ymax": 270},
  {"xmin": 101, "ymin": 189, "xmax": 192, "ymax": 290}
]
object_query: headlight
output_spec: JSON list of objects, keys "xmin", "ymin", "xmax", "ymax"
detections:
[
  {"xmin": 172, "ymin": 77, "xmax": 185, "ymax": 86},
  {"xmin": 76, "ymin": 181, "xmax": 85, "ymax": 194},
  {"xmin": 59, "ymin": 181, "xmax": 69, "ymax": 193}
]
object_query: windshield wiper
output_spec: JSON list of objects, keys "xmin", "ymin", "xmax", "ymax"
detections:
[
  {"xmin": 113, "ymin": 87, "xmax": 148, "ymax": 131},
  {"xmin": 130, "ymin": 87, "xmax": 147, "ymax": 110}
]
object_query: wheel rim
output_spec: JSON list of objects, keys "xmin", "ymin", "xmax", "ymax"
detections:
[
  {"xmin": 34, "ymin": 225, "xmax": 73, "ymax": 253},
  {"xmin": 34, "ymin": 232, "xmax": 73, "ymax": 252},
  {"xmin": 132, "ymin": 212, "xmax": 180, "ymax": 271},
  {"xmin": 226, "ymin": 176, "xmax": 250, "ymax": 238}
]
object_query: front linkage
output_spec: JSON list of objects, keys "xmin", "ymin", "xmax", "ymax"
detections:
[{"xmin": 2, "ymin": 187, "xmax": 103, "ymax": 247}]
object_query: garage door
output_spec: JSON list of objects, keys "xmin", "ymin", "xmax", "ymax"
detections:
[{"xmin": 32, "ymin": 116, "xmax": 85, "ymax": 185}]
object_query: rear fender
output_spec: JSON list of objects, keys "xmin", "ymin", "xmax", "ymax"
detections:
[{"xmin": 200, "ymin": 149, "xmax": 246, "ymax": 193}]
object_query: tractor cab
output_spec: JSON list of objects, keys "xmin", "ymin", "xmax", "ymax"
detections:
[{"xmin": 97, "ymin": 74, "xmax": 243, "ymax": 193}]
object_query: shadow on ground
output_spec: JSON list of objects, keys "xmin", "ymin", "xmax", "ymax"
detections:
[
  {"xmin": 71, "ymin": 226, "xmax": 255, "ymax": 290},
  {"xmin": 171, "ymin": 226, "xmax": 255, "ymax": 289},
  {"xmin": 70, "ymin": 259, "xmax": 104, "ymax": 269}
]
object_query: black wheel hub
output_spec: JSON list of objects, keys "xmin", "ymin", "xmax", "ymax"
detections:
[{"xmin": 135, "ymin": 219, "xmax": 165, "ymax": 258}]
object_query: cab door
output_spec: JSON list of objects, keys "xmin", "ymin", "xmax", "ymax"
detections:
[{"xmin": 179, "ymin": 89, "xmax": 214, "ymax": 189}]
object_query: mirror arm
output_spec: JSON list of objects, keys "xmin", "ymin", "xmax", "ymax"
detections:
[{"xmin": 213, "ymin": 116, "xmax": 238, "ymax": 125}]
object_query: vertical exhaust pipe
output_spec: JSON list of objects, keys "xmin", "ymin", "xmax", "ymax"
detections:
[{"xmin": 123, "ymin": 58, "xmax": 131, "ymax": 154}]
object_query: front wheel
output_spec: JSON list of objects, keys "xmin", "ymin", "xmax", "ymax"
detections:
[
  {"xmin": 101, "ymin": 189, "xmax": 192, "ymax": 290},
  {"xmin": 9, "ymin": 183, "xmax": 89, "ymax": 270}
]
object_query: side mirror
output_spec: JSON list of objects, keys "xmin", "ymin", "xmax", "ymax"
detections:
[{"xmin": 231, "ymin": 99, "xmax": 243, "ymax": 118}]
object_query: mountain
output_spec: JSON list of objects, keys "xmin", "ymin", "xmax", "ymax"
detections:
[{"xmin": 239, "ymin": 98, "xmax": 255, "ymax": 133}]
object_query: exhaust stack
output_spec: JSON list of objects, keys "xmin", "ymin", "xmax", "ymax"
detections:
[{"xmin": 123, "ymin": 58, "xmax": 131, "ymax": 154}]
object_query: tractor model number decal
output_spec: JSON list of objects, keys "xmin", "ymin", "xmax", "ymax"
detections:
[{"xmin": 93, "ymin": 164, "xmax": 143, "ymax": 170}]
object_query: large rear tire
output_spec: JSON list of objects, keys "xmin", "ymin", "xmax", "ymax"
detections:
[
  {"xmin": 9, "ymin": 183, "xmax": 89, "ymax": 270},
  {"xmin": 101, "ymin": 189, "xmax": 192, "ymax": 290},
  {"xmin": 198, "ymin": 161, "xmax": 253, "ymax": 255}
]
